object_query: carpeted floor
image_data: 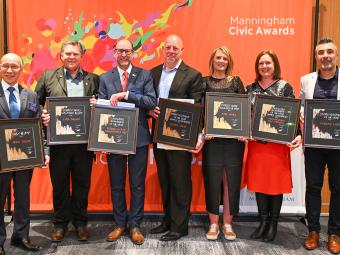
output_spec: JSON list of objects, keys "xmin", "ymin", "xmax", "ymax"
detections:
[{"xmin": 2, "ymin": 214, "xmax": 333, "ymax": 255}]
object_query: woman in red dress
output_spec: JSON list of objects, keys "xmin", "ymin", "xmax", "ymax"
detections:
[{"xmin": 245, "ymin": 50, "xmax": 301, "ymax": 242}]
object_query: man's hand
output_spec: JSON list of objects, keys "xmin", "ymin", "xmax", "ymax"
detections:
[
  {"xmin": 110, "ymin": 92, "xmax": 127, "ymax": 106},
  {"xmin": 148, "ymin": 106, "xmax": 160, "ymax": 119},
  {"xmin": 89, "ymin": 95, "xmax": 97, "ymax": 107},
  {"xmin": 41, "ymin": 109, "xmax": 50, "ymax": 127},
  {"xmin": 190, "ymin": 135, "xmax": 205, "ymax": 154}
]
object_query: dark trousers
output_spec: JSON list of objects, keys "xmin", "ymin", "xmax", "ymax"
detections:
[
  {"xmin": 305, "ymin": 147, "xmax": 340, "ymax": 235},
  {"xmin": 107, "ymin": 146, "xmax": 148, "ymax": 228},
  {"xmin": 0, "ymin": 170, "xmax": 32, "ymax": 246},
  {"xmin": 49, "ymin": 144, "xmax": 93, "ymax": 228},
  {"xmin": 153, "ymin": 147, "xmax": 192, "ymax": 233}
]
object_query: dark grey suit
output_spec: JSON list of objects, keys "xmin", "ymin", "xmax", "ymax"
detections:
[
  {"xmin": 0, "ymin": 84, "xmax": 41, "ymax": 246},
  {"xmin": 99, "ymin": 66, "xmax": 156, "ymax": 228},
  {"xmin": 151, "ymin": 61, "xmax": 203, "ymax": 233},
  {"xmin": 35, "ymin": 67, "xmax": 99, "ymax": 229}
]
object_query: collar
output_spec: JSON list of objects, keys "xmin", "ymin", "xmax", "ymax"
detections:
[
  {"xmin": 117, "ymin": 65, "xmax": 132, "ymax": 77},
  {"xmin": 163, "ymin": 59, "xmax": 182, "ymax": 73},
  {"xmin": 1, "ymin": 79, "xmax": 19, "ymax": 92},
  {"xmin": 64, "ymin": 68, "xmax": 83, "ymax": 81}
]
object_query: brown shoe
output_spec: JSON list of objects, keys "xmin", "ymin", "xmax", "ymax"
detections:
[
  {"xmin": 130, "ymin": 227, "xmax": 144, "ymax": 245},
  {"xmin": 51, "ymin": 228, "xmax": 67, "ymax": 242},
  {"xmin": 328, "ymin": 234, "xmax": 340, "ymax": 254},
  {"xmin": 304, "ymin": 231, "xmax": 319, "ymax": 250},
  {"xmin": 76, "ymin": 226, "xmax": 89, "ymax": 241},
  {"xmin": 106, "ymin": 226, "xmax": 126, "ymax": 242}
]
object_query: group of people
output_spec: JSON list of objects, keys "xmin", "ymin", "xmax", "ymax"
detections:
[{"xmin": 0, "ymin": 34, "xmax": 339, "ymax": 255}]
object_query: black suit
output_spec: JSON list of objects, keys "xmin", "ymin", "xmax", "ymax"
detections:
[
  {"xmin": 0, "ymin": 84, "xmax": 42, "ymax": 246},
  {"xmin": 99, "ymin": 66, "xmax": 156, "ymax": 228},
  {"xmin": 35, "ymin": 67, "xmax": 99, "ymax": 229},
  {"xmin": 151, "ymin": 61, "xmax": 203, "ymax": 233}
]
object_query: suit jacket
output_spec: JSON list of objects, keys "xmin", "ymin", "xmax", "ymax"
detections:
[
  {"xmin": 300, "ymin": 67, "xmax": 340, "ymax": 109},
  {"xmin": 35, "ymin": 66, "xmax": 99, "ymax": 107},
  {"xmin": 0, "ymin": 83, "xmax": 48, "ymax": 155},
  {"xmin": 98, "ymin": 66, "xmax": 157, "ymax": 147},
  {"xmin": 150, "ymin": 61, "xmax": 203, "ymax": 134}
]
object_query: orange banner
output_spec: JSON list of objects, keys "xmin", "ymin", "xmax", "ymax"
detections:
[{"xmin": 6, "ymin": 0, "xmax": 313, "ymax": 212}]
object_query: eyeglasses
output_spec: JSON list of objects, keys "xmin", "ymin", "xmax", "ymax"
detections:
[
  {"xmin": 115, "ymin": 49, "xmax": 133, "ymax": 55},
  {"xmin": 0, "ymin": 64, "xmax": 21, "ymax": 71}
]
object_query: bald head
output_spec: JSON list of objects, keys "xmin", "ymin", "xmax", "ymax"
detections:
[
  {"xmin": 0, "ymin": 53, "xmax": 23, "ymax": 85},
  {"xmin": 163, "ymin": 34, "xmax": 183, "ymax": 70},
  {"xmin": 1, "ymin": 53, "xmax": 23, "ymax": 66}
]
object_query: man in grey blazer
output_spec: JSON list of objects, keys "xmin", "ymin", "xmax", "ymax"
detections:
[
  {"xmin": 148, "ymin": 34, "xmax": 203, "ymax": 241},
  {"xmin": 98, "ymin": 39, "xmax": 156, "ymax": 245},
  {"xmin": 35, "ymin": 41, "xmax": 99, "ymax": 242},
  {"xmin": 301, "ymin": 38, "xmax": 340, "ymax": 254},
  {"xmin": 0, "ymin": 53, "xmax": 49, "ymax": 254}
]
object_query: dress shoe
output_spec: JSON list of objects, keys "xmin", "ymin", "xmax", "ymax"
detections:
[
  {"xmin": 160, "ymin": 231, "xmax": 188, "ymax": 241},
  {"xmin": 76, "ymin": 226, "xmax": 89, "ymax": 241},
  {"xmin": 328, "ymin": 234, "xmax": 340, "ymax": 254},
  {"xmin": 106, "ymin": 226, "xmax": 126, "ymax": 242},
  {"xmin": 51, "ymin": 227, "xmax": 67, "ymax": 242},
  {"xmin": 0, "ymin": 246, "xmax": 5, "ymax": 255},
  {"xmin": 304, "ymin": 231, "xmax": 319, "ymax": 250},
  {"xmin": 11, "ymin": 237, "xmax": 41, "ymax": 252},
  {"xmin": 130, "ymin": 227, "xmax": 144, "ymax": 245},
  {"xmin": 150, "ymin": 223, "xmax": 170, "ymax": 234}
]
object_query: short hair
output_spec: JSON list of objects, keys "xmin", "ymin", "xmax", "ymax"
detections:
[
  {"xmin": 254, "ymin": 50, "xmax": 281, "ymax": 82},
  {"xmin": 209, "ymin": 46, "xmax": 234, "ymax": 76},
  {"xmin": 317, "ymin": 37, "xmax": 334, "ymax": 46},
  {"xmin": 60, "ymin": 40, "xmax": 86, "ymax": 54}
]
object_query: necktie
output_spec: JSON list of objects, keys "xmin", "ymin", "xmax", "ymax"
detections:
[
  {"xmin": 7, "ymin": 87, "xmax": 20, "ymax": 118},
  {"xmin": 121, "ymin": 71, "xmax": 129, "ymax": 92}
]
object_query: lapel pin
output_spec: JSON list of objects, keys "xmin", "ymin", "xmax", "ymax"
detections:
[{"xmin": 132, "ymin": 73, "xmax": 136, "ymax": 77}]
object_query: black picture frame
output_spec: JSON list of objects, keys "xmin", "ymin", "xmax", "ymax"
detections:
[
  {"xmin": 303, "ymin": 99, "xmax": 340, "ymax": 149},
  {"xmin": 205, "ymin": 92, "xmax": 251, "ymax": 138},
  {"xmin": 153, "ymin": 98, "xmax": 202, "ymax": 150},
  {"xmin": 252, "ymin": 94, "xmax": 301, "ymax": 144},
  {"xmin": 46, "ymin": 96, "xmax": 91, "ymax": 145},
  {"xmin": 0, "ymin": 118, "xmax": 45, "ymax": 173},
  {"xmin": 87, "ymin": 104, "xmax": 139, "ymax": 154}
]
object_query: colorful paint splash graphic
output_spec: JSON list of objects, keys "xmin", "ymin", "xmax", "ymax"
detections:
[{"xmin": 19, "ymin": 1, "xmax": 193, "ymax": 89}]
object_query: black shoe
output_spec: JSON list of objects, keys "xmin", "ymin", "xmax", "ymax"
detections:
[
  {"xmin": 11, "ymin": 238, "xmax": 41, "ymax": 252},
  {"xmin": 250, "ymin": 215, "xmax": 268, "ymax": 239},
  {"xmin": 262, "ymin": 220, "xmax": 278, "ymax": 242},
  {"xmin": 150, "ymin": 223, "xmax": 170, "ymax": 234},
  {"xmin": 160, "ymin": 231, "xmax": 188, "ymax": 241},
  {"xmin": 0, "ymin": 246, "xmax": 5, "ymax": 255}
]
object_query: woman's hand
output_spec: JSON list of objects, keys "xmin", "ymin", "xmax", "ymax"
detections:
[{"xmin": 288, "ymin": 135, "xmax": 301, "ymax": 148}]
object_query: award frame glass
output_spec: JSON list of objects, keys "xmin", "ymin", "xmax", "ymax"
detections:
[
  {"xmin": 252, "ymin": 94, "xmax": 301, "ymax": 144},
  {"xmin": 46, "ymin": 96, "xmax": 91, "ymax": 145},
  {"xmin": 153, "ymin": 98, "xmax": 202, "ymax": 150},
  {"xmin": 205, "ymin": 92, "xmax": 251, "ymax": 138},
  {"xmin": 87, "ymin": 105, "xmax": 139, "ymax": 154},
  {"xmin": 303, "ymin": 99, "xmax": 340, "ymax": 149},
  {"xmin": 0, "ymin": 118, "xmax": 45, "ymax": 173}
]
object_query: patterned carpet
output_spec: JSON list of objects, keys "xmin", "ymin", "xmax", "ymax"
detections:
[{"xmin": 2, "ymin": 214, "xmax": 332, "ymax": 255}]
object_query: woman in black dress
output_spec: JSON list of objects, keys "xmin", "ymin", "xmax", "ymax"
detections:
[{"xmin": 200, "ymin": 46, "xmax": 245, "ymax": 240}]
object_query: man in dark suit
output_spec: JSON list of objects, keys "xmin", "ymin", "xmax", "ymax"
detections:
[
  {"xmin": 35, "ymin": 41, "xmax": 99, "ymax": 242},
  {"xmin": 0, "ymin": 53, "xmax": 49, "ymax": 254},
  {"xmin": 301, "ymin": 38, "xmax": 340, "ymax": 254},
  {"xmin": 98, "ymin": 39, "xmax": 156, "ymax": 245},
  {"xmin": 148, "ymin": 34, "xmax": 203, "ymax": 241}
]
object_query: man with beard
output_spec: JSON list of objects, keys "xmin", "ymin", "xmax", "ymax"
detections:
[{"xmin": 301, "ymin": 38, "xmax": 340, "ymax": 254}]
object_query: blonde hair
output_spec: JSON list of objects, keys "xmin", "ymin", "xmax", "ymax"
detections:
[{"xmin": 209, "ymin": 46, "xmax": 234, "ymax": 78}]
